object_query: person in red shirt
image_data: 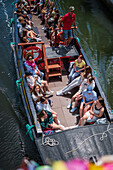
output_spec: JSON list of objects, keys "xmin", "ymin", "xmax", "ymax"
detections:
[{"xmin": 62, "ymin": 6, "xmax": 77, "ymax": 46}]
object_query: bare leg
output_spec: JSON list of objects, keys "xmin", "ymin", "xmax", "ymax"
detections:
[
  {"xmin": 68, "ymin": 37, "xmax": 73, "ymax": 45},
  {"xmin": 50, "ymin": 121, "xmax": 64, "ymax": 130},
  {"xmin": 83, "ymin": 105, "xmax": 91, "ymax": 114},
  {"xmin": 41, "ymin": 80, "xmax": 49, "ymax": 92},
  {"xmin": 78, "ymin": 115, "xmax": 87, "ymax": 126},
  {"xmin": 74, "ymin": 94, "xmax": 83, "ymax": 107},
  {"xmin": 79, "ymin": 102, "xmax": 84, "ymax": 118},
  {"xmin": 64, "ymin": 39, "xmax": 68, "ymax": 45}
]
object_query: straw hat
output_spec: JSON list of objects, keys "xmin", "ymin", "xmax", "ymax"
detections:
[{"xmin": 25, "ymin": 52, "xmax": 33, "ymax": 60}]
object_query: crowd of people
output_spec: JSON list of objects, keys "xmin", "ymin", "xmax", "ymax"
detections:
[{"xmin": 15, "ymin": 0, "xmax": 105, "ymax": 133}]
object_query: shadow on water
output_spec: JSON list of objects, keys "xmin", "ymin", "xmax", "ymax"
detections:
[{"xmin": 0, "ymin": 90, "xmax": 42, "ymax": 170}]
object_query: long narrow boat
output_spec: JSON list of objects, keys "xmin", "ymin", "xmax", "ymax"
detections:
[{"xmin": 11, "ymin": 2, "xmax": 113, "ymax": 164}]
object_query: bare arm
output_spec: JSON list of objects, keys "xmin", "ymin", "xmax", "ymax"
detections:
[
  {"xmin": 79, "ymin": 64, "xmax": 86, "ymax": 72},
  {"xmin": 74, "ymin": 63, "xmax": 77, "ymax": 72},
  {"xmin": 93, "ymin": 107, "xmax": 104, "ymax": 118}
]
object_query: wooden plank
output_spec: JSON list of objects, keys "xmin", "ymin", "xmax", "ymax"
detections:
[
  {"xmin": 48, "ymin": 72, "xmax": 62, "ymax": 77},
  {"xmin": 48, "ymin": 64, "xmax": 61, "ymax": 69}
]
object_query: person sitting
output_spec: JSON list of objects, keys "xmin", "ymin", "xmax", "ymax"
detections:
[
  {"xmin": 22, "ymin": 28, "xmax": 41, "ymax": 43},
  {"xmin": 32, "ymin": 84, "xmax": 54, "ymax": 103},
  {"xmin": 25, "ymin": 71, "xmax": 54, "ymax": 94},
  {"xmin": 37, "ymin": 110, "xmax": 65, "ymax": 131},
  {"xmin": 24, "ymin": 52, "xmax": 44, "ymax": 79},
  {"xmin": 78, "ymin": 96, "xmax": 105, "ymax": 126},
  {"xmin": 36, "ymin": 96, "xmax": 57, "ymax": 118},
  {"xmin": 25, "ymin": 72, "xmax": 36, "ymax": 92},
  {"xmin": 32, "ymin": 84, "xmax": 43, "ymax": 103},
  {"xmin": 67, "ymin": 76, "xmax": 95, "ymax": 113},
  {"xmin": 56, "ymin": 31, "xmax": 64, "ymax": 46},
  {"xmin": 68, "ymin": 55, "xmax": 86, "ymax": 84},
  {"xmin": 56, "ymin": 66, "xmax": 92, "ymax": 96},
  {"xmin": 79, "ymin": 86, "xmax": 97, "ymax": 118}
]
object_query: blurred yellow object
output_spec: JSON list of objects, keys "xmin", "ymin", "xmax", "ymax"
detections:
[
  {"xmin": 89, "ymin": 163, "xmax": 103, "ymax": 170},
  {"xmin": 52, "ymin": 161, "xmax": 67, "ymax": 170}
]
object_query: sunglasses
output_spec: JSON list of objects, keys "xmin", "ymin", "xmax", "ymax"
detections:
[
  {"xmin": 28, "ymin": 57, "xmax": 33, "ymax": 60},
  {"xmin": 35, "ymin": 87, "xmax": 40, "ymax": 90}
]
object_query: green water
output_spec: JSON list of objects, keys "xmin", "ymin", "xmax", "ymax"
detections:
[{"xmin": 54, "ymin": 0, "xmax": 113, "ymax": 109}]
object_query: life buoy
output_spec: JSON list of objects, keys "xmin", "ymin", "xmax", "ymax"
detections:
[{"xmin": 23, "ymin": 46, "xmax": 42, "ymax": 62}]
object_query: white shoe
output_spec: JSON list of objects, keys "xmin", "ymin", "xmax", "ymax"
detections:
[
  {"xmin": 75, "ymin": 125, "xmax": 79, "ymax": 128},
  {"xmin": 59, "ymin": 124, "xmax": 65, "ymax": 129},
  {"xmin": 56, "ymin": 90, "xmax": 63, "ymax": 96},
  {"xmin": 42, "ymin": 27, "xmax": 47, "ymax": 30},
  {"xmin": 67, "ymin": 103, "xmax": 72, "ymax": 109},
  {"xmin": 58, "ymin": 120, "xmax": 60, "ymax": 125},
  {"xmin": 36, "ymin": 38, "xmax": 42, "ymax": 42},
  {"xmin": 44, "ymin": 27, "xmax": 47, "ymax": 30},
  {"xmin": 46, "ymin": 91, "xmax": 54, "ymax": 95}
]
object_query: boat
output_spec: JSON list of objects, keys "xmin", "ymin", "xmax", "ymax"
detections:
[{"xmin": 11, "ymin": 1, "xmax": 113, "ymax": 164}]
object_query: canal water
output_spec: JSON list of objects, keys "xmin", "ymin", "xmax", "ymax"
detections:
[{"xmin": 0, "ymin": 0, "xmax": 113, "ymax": 169}]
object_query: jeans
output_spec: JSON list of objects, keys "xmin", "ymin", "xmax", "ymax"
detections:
[{"xmin": 68, "ymin": 66, "xmax": 81, "ymax": 82}]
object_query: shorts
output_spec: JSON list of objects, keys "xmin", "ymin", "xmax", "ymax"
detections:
[
  {"xmin": 86, "ymin": 111, "xmax": 97, "ymax": 123},
  {"xmin": 81, "ymin": 99, "xmax": 93, "ymax": 106},
  {"xmin": 63, "ymin": 29, "xmax": 72, "ymax": 39}
]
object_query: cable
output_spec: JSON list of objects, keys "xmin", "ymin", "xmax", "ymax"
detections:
[{"xmin": 66, "ymin": 123, "xmax": 113, "ymax": 154}]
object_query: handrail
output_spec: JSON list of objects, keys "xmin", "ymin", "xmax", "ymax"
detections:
[{"xmin": 18, "ymin": 41, "xmax": 44, "ymax": 46}]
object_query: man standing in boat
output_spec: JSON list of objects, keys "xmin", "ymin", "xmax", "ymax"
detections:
[{"xmin": 62, "ymin": 6, "xmax": 77, "ymax": 46}]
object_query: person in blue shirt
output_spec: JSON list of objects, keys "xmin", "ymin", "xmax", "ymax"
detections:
[{"xmin": 79, "ymin": 86, "xmax": 97, "ymax": 118}]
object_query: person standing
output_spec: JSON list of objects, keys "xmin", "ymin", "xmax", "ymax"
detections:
[{"xmin": 62, "ymin": 6, "xmax": 77, "ymax": 46}]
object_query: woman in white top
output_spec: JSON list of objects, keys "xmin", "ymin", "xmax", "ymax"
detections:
[
  {"xmin": 67, "ymin": 76, "xmax": 95, "ymax": 113},
  {"xmin": 32, "ymin": 84, "xmax": 43, "ymax": 103},
  {"xmin": 78, "ymin": 96, "xmax": 105, "ymax": 126},
  {"xmin": 36, "ymin": 96, "xmax": 59, "ymax": 124},
  {"xmin": 25, "ymin": 72, "xmax": 54, "ymax": 95}
]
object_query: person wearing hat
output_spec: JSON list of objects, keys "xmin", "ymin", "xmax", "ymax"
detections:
[
  {"xmin": 24, "ymin": 52, "xmax": 44, "ymax": 79},
  {"xmin": 68, "ymin": 76, "xmax": 95, "ymax": 113},
  {"xmin": 79, "ymin": 86, "xmax": 97, "ymax": 118},
  {"xmin": 62, "ymin": 6, "xmax": 77, "ymax": 46}
]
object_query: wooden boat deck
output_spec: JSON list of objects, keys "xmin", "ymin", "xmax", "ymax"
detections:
[{"xmin": 32, "ymin": 15, "xmax": 79, "ymax": 127}]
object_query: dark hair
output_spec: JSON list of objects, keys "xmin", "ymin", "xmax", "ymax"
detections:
[
  {"xmin": 37, "ymin": 110, "xmax": 46, "ymax": 122},
  {"xmin": 25, "ymin": 71, "xmax": 32, "ymax": 76},
  {"xmin": 32, "ymin": 84, "xmax": 41, "ymax": 96},
  {"xmin": 98, "ymin": 96, "xmax": 105, "ymax": 107},
  {"xmin": 84, "ymin": 66, "xmax": 92, "ymax": 78},
  {"xmin": 26, "ymin": 52, "xmax": 33, "ymax": 60},
  {"xmin": 22, "ymin": 29, "xmax": 27, "ymax": 37},
  {"xmin": 40, "ymin": 96, "xmax": 46, "ymax": 103},
  {"xmin": 22, "ymin": 22, "xmax": 26, "ymax": 28},
  {"xmin": 89, "ymin": 76, "xmax": 95, "ymax": 83}
]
